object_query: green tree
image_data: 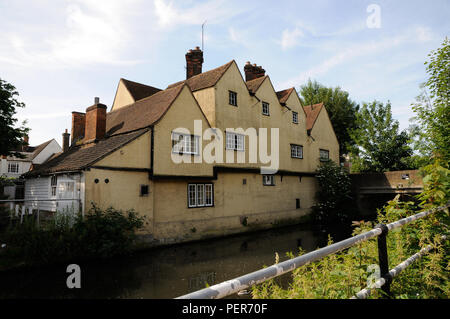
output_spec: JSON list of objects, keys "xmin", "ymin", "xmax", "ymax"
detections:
[
  {"xmin": 299, "ymin": 79, "xmax": 359, "ymax": 160},
  {"xmin": 350, "ymin": 101, "xmax": 413, "ymax": 172},
  {"xmin": 0, "ymin": 78, "xmax": 29, "ymax": 157},
  {"xmin": 411, "ymin": 37, "xmax": 450, "ymax": 166}
]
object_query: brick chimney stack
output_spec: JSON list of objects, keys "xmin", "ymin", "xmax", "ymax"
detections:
[
  {"xmin": 62, "ymin": 129, "xmax": 70, "ymax": 152},
  {"xmin": 244, "ymin": 61, "xmax": 266, "ymax": 82},
  {"xmin": 84, "ymin": 97, "xmax": 107, "ymax": 142},
  {"xmin": 185, "ymin": 46, "xmax": 204, "ymax": 79},
  {"xmin": 21, "ymin": 134, "xmax": 29, "ymax": 151},
  {"xmin": 71, "ymin": 112, "xmax": 86, "ymax": 144}
]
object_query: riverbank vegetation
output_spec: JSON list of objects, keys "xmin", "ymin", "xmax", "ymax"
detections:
[
  {"xmin": 252, "ymin": 38, "xmax": 449, "ymax": 299},
  {"xmin": 311, "ymin": 160, "xmax": 356, "ymax": 225},
  {"xmin": 252, "ymin": 161, "xmax": 449, "ymax": 299},
  {"xmin": 0, "ymin": 204, "xmax": 144, "ymax": 270}
]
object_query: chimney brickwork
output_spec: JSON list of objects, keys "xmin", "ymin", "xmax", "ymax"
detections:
[
  {"xmin": 244, "ymin": 62, "xmax": 266, "ymax": 82},
  {"xmin": 84, "ymin": 102, "xmax": 107, "ymax": 142},
  {"xmin": 185, "ymin": 46, "xmax": 204, "ymax": 79},
  {"xmin": 71, "ymin": 112, "xmax": 86, "ymax": 144},
  {"xmin": 62, "ymin": 129, "xmax": 70, "ymax": 152}
]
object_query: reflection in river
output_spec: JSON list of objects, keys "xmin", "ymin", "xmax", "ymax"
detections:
[{"xmin": 0, "ymin": 223, "xmax": 353, "ymax": 299}]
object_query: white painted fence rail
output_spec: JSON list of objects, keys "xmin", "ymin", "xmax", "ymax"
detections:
[{"xmin": 176, "ymin": 203, "xmax": 449, "ymax": 299}]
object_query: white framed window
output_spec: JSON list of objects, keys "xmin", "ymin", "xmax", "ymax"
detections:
[
  {"xmin": 320, "ymin": 149, "xmax": 330, "ymax": 161},
  {"xmin": 262, "ymin": 102, "xmax": 270, "ymax": 115},
  {"xmin": 50, "ymin": 175, "xmax": 57, "ymax": 197},
  {"xmin": 229, "ymin": 91, "xmax": 237, "ymax": 106},
  {"xmin": 291, "ymin": 144, "xmax": 303, "ymax": 159},
  {"xmin": 7, "ymin": 162, "xmax": 19, "ymax": 173},
  {"xmin": 262, "ymin": 175, "xmax": 275, "ymax": 186},
  {"xmin": 292, "ymin": 111, "xmax": 298, "ymax": 124},
  {"xmin": 226, "ymin": 132, "xmax": 245, "ymax": 151},
  {"xmin": 188, "ymin": 183, "xmax": 214, "ymax": 208},
  {"xmin": 172, "ymin": 132, "xmax": 199, "ymax": 155}
]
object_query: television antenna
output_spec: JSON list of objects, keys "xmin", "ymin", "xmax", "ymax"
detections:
[{"xmin": 202, "ymin": 20, "xmax": 207, "ymax": 51}]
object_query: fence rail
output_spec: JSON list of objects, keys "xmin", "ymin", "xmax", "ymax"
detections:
[
  {"xmin": 0, "ymin": 198, "xmax": 82, "ymax": 225},
  {"xmin": 176, "ymin": 203, "xmax": 450, "ymax": 299}
]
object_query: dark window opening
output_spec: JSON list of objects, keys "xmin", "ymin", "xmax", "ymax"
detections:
[
  {"xmin": 229, "ymin": 91, "xmax": 237, "ymax": 106},
  {"xmin": 140, "ymin": 185, "xmax": 149, "ymax": 197},
  {"xmin": 296, "ymin": 198, "xmax": 300, "ymax": 209}
]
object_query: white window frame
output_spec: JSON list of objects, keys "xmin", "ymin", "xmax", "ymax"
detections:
[
  {"xmin": 7, "ymin": 162, "xmax": 19, "ymax": 173},
  {"xmin": 291, "ymin": 144, "xmax": 303, "ymax": 159},
  {"xmin": 292, "ymin": 111, "xmax": 298, "ymax": 124},
  {"xmin": 172, "ymin": 132, "xmax": 200, "ymax": 155},
  {"xmin": 262, "ymin": 102, "xmax": 270, "ymax": 116},
  {"xmin": 50, "ymin": 175, "xmax": 57, "ymax": 198},
  {"xmin": 229, "ymin": 91, "xmax": 237, "ymax": 106},
  {"xmin": 262, "ymin": 175, "xmax": 275, "ymax": 186},
  {"xmin": 319, "ymin": 149, "xmax": 330, "ymax": 161},
  {"xmin": 188, "ymin": 183, "xmax": 214, "ymax": 208},
  {"xmin": 225, "ymin": 132, "xmax": 245, "ymax": 151}
]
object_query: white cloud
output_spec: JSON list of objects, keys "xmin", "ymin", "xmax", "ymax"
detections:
[
  {"xmin": 280, "ymin": 27, "xmax": 304, "ymax": 50},
  {"xmin": 153, "ymin": 0, "xmax": 245, "ymax": 29},
  {"xmin": 279, "ymin": 26, "xmax": 436, "ymax": 88},
  {"xmin": 0, "ymin": 0, "xmax": 142, "ymax": 68}
]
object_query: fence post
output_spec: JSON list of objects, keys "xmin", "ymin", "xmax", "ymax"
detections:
[{"xmin": 375, "ymin": 223, "xmax": 391, "ymax": 298}]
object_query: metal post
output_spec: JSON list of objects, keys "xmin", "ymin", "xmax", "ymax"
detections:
[{"xmin": 376, "ymin": 223, "xmax": 391, "ymax": 298}]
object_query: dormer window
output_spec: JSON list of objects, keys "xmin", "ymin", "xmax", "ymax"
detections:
[
  {"xmin": 262, "ymin": 102, "xmax": 270, "ymax": 116},
  {"xmin": 292, "ymin": 111, "xmax": 298, "ymax": 124},
  {"xmin": 229, "ymin": 91, "xmax": 237, "ymax": 106}
]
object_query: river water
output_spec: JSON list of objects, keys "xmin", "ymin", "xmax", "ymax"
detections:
[{"xmin": 0, "ymin": 223, "xmax": 355, "ymax": 299}]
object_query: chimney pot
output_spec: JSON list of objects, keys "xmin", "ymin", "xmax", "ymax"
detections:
[{"xmin": 94, "ymin": 97, "xmax": 100, "ymax": 104}]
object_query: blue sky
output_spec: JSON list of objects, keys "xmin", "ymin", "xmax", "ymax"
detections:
[{"xmin": 1, "ymin": 0, "xmax": 448, "ymax": 146}]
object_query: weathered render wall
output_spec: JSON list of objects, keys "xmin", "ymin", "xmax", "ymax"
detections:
[
  {"xmin": 307, "ymin": 107, "xmax": 340, "ymax": 170},
  {"xmin": 153, "ymin": 85, "xmax": 214, "ymax": 177},
  {"xmin": 84, "ymin": 131, "xmax": 154, "ymax": 234},
  {"xmin": 152, "ymin": 172, "xmax": 317, "ymax": 243},
  {"xmin": 84, "ymin": 169, "xmax": 154, "ymax": 235},
  {"xmin": 111, "ymin": 80, "xmax": 135, "ymax": 112}
]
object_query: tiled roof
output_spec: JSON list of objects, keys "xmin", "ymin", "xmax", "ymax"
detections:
[
  {"xmin": 31, "ymin": 139, "xmax": 53, "ymax": 160},
  {"xmin": 7, "ymin": 139, "xmax": 53, "ymax": 161},
  {"xmin": 121, "ymin": 78, "xmax": 161, "ymax": 101},
  {"xmin": 24, "ymin": 129, "xmax": 149, "ymax": 177},
  {"xmin": 303, "ymin": 102, "xmax": 324, "ymax": 131},
  {"xmin": 106, "ymin": 84, "xmax": 185, "ymax": 136},
  {"xmin": 167, "ymin": 61, "xmax": 234, "ymax": 92},
  {"xmin": 246, "ymin": 76, "xmax": 267, "ymax": 94},
  {"xmin": 276, "ymin": 88, "xmax": 295, "ymax": 104}
]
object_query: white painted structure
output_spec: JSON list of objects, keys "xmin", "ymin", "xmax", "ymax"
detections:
[
  {"xmin": 1, "ymin": 139, "xmax": 62, "ymax": 200},
  {"xmin": 24, "ymin": 172, "xmax": 84, "ymax": 214}
]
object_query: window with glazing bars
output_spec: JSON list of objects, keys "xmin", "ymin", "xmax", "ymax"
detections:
[
  {"xmin": 291, "ymin": 144, "xmax": 303, "ymax": 159},
  {"xmin": 226, "ymin": 132, "xmax": 245, "ymax": 151},
  {"xmin": 7, "ymin": 162, "xmax": 19, "ymax": 173},
  {"xmin": 262, "ymin": 102, "xmax": 270, "ymax": 115},
  {"xmin": 229, "ymin": 91, "xmax": 237, "ymax": 106},
  {"xmin": 319, "ymin": 149, "xmax": 330, "ymax": 161},
  {"xmin": 292, "ymin": 111, "xmax": 298, "ymax": 124},
  {"xmin": 188, "ymin": 183, "xmax": 214, "ymax": 208},
  {"xmin": 172, "ymin": 132, "xmax": 199, "ymax": 155}
]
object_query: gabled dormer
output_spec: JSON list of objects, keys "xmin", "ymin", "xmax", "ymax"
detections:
[{"xmin": 111, "ymin": 78, "xmax": 161, "ymax": 112}]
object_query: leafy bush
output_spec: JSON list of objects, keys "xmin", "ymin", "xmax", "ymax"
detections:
[
  {"xmin": 1, "ymin": 203, "xmax": 145, "ymax": 266},
  {"xmin": 311, "ymin": 160, "xmax": 356, "ymax": 225},
  {"xmin": 252, "ymin": 163, "xmax": 449, "ymax": 299}
]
